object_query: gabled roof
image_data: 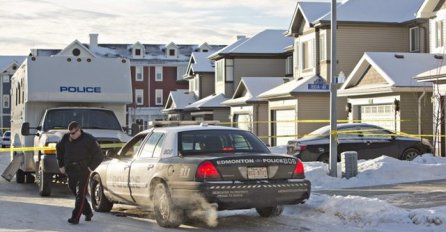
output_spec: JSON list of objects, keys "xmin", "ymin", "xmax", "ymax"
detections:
[
  {"xmin": 57, "ymin": 40, "xmax": 97, "ymax": 58},
  {"xmin": 287, "ymin": 1, "xmax": 332, "ymax": 34},
  {"xmin": 417, "ymin": 0, "xmax": 444, "ymax": 18},
  {"xmin": 0, "ymin": 56, "xmax": 26, "ymax": 72},
  {"xmin": 222, "ymin": 77, "xmax": 286, "ymax": 106},
  {"xmin": 190, "ymin": 52, "xmax": 215, "ymax": 73},
  {"xmin": 208, "ymin": 37, "xmax": 250, "ymax": 60},
  {"xmin": 258, "ymin": 75, "xmax": 329, "ymax": 99},
  {"xmin": 316, "ymin": 0, "xmax": 425, "ymax": 24},
  {"xmin": 339, "ymin": 52, "xmax": 438, "ymax": 96},
  {"xmin": 184, "ymin": 93, "xmax": 229, "ymax": 110},
  {"xmin": 163, "ymin": 90, "xmax": 197, "ymax": 112},
  {"xmin": 209, "ymin": 29, "xmax": 292, "ymax": 59}
]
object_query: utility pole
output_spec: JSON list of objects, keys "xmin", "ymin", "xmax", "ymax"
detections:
[{"xmin": 329, "ymin": 0, "xmax": 338, "ymax": 177}]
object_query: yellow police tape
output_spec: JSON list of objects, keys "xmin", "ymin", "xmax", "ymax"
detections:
[{"xmin": 0, "ymin": 143, "xmax": 126, "ymax": 153}]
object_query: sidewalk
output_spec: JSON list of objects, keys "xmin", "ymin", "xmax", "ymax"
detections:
[{"xmin": 315, "ymin": 179, "xmax": 446, "ymax": 209}]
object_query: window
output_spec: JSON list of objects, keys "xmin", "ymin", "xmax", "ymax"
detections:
[
  {"xmin": 135, "ymin": 89, "xmax": 144, "ymax": 105},
  {"xmin": 410, "ymin": 27, "xmax": 420, "ymax": 52},
  {"xmin": 136, "ymin": 66, "xmax": 143, "ymax": 81},
  {"xmin": 285, "ymin": 56, "xmax": 293, "ymax": 76},
  {"xmin": 119, "ymin": 133, "xmax": 146, "ymax": 158},
  {"xmin": 302, "ymin": 41, "xmax": 311, "ymax": 70},
  {"xmin": 189, "ymin": 79, "xmax": 195, "ymax": 92},
  {"xmin": 155, "ymin": 66, "xmax": 163, "ymax": 81},
  {"xmin": 3, "ymin": 95, "xmax": 9, "ymax": 109},
  {"xmin": 225, "ymin": 59, "xmax": 233, "ymax": 81},
  {"xmin": 216, "ymin": 60, "xmax": 224, "ymax": 82},
  {"xmin": 319, "ymin": 34, "xmax": 326, "ymax": 61},
  {"xmin": 139, "ymin": 132, "xmax": 164, "ymax": 158},
  {"xmin": 155, "ymin": 89, "xmax": 163, "ymax": 105},
  {"xmin": 2, "ymin": 75, "xmax": 9, "ymax": 83},
  {"xmin": 436, "ymin": 20, "xmax": 444, "ymax": 48},
  {"xmin": 202, "ymin": 49, "xmax": 208, "ymax": 52},
  {"xmin": 72, "ymin": 48, "xmax": 81, "ymax": 56},
  {"xmin": 135, "ymin": 48, "xmax": 141, "ymax": 56},
  {"xmin": 169, "ymin": 49, "xmax": 175, "ymax": 56}
]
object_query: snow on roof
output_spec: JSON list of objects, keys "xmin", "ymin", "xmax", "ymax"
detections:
[
  {"xmin": 416, "ymin": 64, "xmax": 446, "ymax": 81},
  {"xmin": 222, "ymin": 29, "xmax": 293, "ymax": 54},
  {"xmin": 258, "ymin": 75, "xmax": 329, "ymax": 99},
  {"xmin": 340, "ymin": 52, "xmax": 440, "ymax": 93},
  {"xmin": 164, "ymin": 90, "xmax": 197, "ymax": 111},
  {"xmin": 223, "ymin": 77, "xmax": 286, "ymax": 105},
  {"xmin": 299, "ymin": 1, "xmax": 332, "ymax": 24},
  {"xmin": 0, "ymin": 56, "xmax": 26, "ymax": 72},
  {"xmin": 190, "ymin": 52, "xmax": 215, "ymax": 73},
  {"xmin": 317, "ymin": 0, "xmax": 424, "ymax": 24},
  {"xmin": 184, "ymin": 93, "xmax": 229, "ymax": 110},
  {"xmin": 208, "ymin": 37, "xmax": 250, "ymax": 59}
]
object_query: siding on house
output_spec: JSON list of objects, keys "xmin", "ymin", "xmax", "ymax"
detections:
[
  {"xmin": 199, "ymin": 73, "xmax": 215, "ymax": 99},
  {"xmin": 400, "ymin": 92, "xmax": 433, "ymax": 137},
  {"xmin": 356, "ymin": 66, "xmax": 388, "ymax": 87}
]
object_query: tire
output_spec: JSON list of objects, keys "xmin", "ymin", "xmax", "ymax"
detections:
[
  {"xmin": 401, "ymin": 148, "xmax": 421, "ymax": 161},
  {"xmin": 317, "ymin": 153, "xmax": 329, "ymax": 163},
  {"xmin": 256, "ymin": 206, "xmax": 284, "ymax": 217},
  {"xmin": 16, "ymin": 170, "xmax": 25, "ymax": 183},
  {"xmin": 153, "ymin": 182, "xmax": 184, "ymax": 228},
  {"xmin": 38, "ymin": 164, "xmax": 52, "ymax": 197},
  {"xmin": 25, "ymin": 173, "xmax": 35, "ymax": 184},
  {"xmin": 90, "ymin": 175, "xmax": 113, "ymax": 212}
]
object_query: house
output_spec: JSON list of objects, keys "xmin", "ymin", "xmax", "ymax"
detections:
[
  {"xmin": 163, "ymin": 90, "xmax": 196, "ymax": 120},
  {"xmin": 188, "ymin": 29, "xmax": 293, "ymax": 125},
  {"xmin": 33, "ymin": 34, "xmax": 225, "ymax": 130},
  {"xmin": 222, "ymin": 77, "xmax": 288, "ymax": 144},
  {"xmin": 414, "ymin": 0, "xmax": 446, "ymax": 156},
  {"xmin": 339, "ymin": 52, "xmax": 437, "ymax": 138},
  {"xmin": 0, "ymin": 56, "xmax": 26, "ymax": 131},
  {"xmin": 258, "ymin": 0, "xmax": 428, "ymax": 146}
]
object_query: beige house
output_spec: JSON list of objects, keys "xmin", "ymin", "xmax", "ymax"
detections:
[
  {"xmin": 222, "ymin": 77, "xmax": 288, "ymax": 144},
  {"xmin": 184, "ymin": 29, "xmax": 293, "ymax": 123},
  {"xmin": 258, "ymin": 0, "xmax": 428, "ymax": 146},
  {"xmin": 414, "ymin": 0, "xmax": 446, "ymax": 156},
  {"xmin": 339, "ymin": 52, "xmax": 436, "ymax": 138}
]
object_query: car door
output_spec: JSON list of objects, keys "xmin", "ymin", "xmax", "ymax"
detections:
[
  {"xmin": 360, "ymin": 125, "xmax": 399, "ymax": 159},
  {"xmin": 106, "ymin": 133, "xmax": 146, "ymax": 203},
  {"xmin": 129, "ymin": 131, "xmax": 165, "ymax": 205},
  {"xmin": 337, "ymin": 126, "xmax": 370, "ymax": 159}
]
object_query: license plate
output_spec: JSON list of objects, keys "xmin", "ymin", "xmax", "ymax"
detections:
[{"xmin": 247, "ymin": 167, "xmax": 268, "ymax": 179}]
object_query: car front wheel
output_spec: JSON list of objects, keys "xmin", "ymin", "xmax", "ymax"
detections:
[
  {"xmin": 401, "ymin": 148, "xmax": 421, "ymax": 161},
  {"xmin": 153, "ymin": 182, "xmax": 184, "ymax": 228},
  {"xmin": 91, "ymin": 175, "xmax": 113, "ymax": 212},
  {"xmin": 256, "ymin": 206, "xmax": 284, "ymax": 217}
]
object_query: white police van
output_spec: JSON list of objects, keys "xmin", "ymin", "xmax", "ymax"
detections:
[{"xmin": 2, "ymin": 55, "xmax": 132, "ymax": 196}]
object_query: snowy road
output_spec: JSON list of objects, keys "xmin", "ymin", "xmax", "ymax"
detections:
[{"xmin": 2, "ymin": 151, "xmax": 446, "ymax": 231}]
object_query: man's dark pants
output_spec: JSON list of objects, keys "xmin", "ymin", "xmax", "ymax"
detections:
[{"xmin": 66, "ymin": 163, "xmax": 92, "ymax": 221}]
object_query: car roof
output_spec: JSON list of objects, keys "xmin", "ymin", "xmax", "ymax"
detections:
[{"xmin": 138, "ymin": 125, "xmax": 243, "ymax": 135}]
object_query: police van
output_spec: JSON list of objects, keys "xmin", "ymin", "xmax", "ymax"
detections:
[{"xmin": 2, "ymin": 55, "xmax": 132, "ymax": 196}]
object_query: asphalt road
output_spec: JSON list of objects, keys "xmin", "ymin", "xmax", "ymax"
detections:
[{"xmin": 316, "ymin": 179, "xmax": 446, "ymax": 209}]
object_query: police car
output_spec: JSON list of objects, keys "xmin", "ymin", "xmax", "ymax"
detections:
[{"xmin": 90, "ymin": 124, "xmax": 311, "ymax": 228}]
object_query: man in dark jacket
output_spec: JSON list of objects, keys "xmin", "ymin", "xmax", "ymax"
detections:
[{"xmin": 56, "ymin": 121, "xmax": 103, "ymax": 224}]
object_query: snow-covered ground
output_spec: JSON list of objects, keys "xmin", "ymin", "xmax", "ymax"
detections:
[{"xmin": 1, "ymin": 149, "xmax": 446, "ymax": 231}]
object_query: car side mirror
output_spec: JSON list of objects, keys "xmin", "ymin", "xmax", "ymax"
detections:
[{"xmin": 21, "ymin": 122, "xmax": 30, "ymax": 136}]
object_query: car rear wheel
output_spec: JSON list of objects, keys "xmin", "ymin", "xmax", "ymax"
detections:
[
  {"xmin": 401, "ymin": 148, "xmax": 421, "ymax": 161},
  {"xmin": 256, "ymin": 206, "xmax": 284, "ymax": 217},
  {"xmin": 91, "ymin": 175, "xmax": 113, "ymax": 212},
  {"xmin": 153, "ymin": 182, "xmax": 184, "ymax": 228}
]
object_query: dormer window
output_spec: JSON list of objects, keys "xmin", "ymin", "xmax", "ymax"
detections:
[
  {"xmin": 72, "ymin": 48, "xmax": 81, "ymax": 56},
  {"xmin": 135, "ymin": 49, "xmax": 141, "ymax": 56},
  {"xmin": 132, "ymin": 42, "xmax": 144, "ymax": 58},
  {"xmin": 169, "ymin": 49, "xmax": 175, "ymax": 56}
]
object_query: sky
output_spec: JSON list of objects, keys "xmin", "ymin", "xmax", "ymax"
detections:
[
  {"xmin": 0, "ymin": 0, "xmax": 308, "ymax": 55},
  {"xmin": 2, "ymin": 148, "xmax": 446, "ymax": 231}
]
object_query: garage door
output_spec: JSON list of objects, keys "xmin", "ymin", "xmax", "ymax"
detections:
[
  {"xmin": 273, "ymin": 109, "xmax": 297, "ymax": 146},
  {"xmin": 234, "ymin": 114, "xmax": 252, "ymax": 131},
  {"xmin": 360, "ymin": 104, "xmax": 399, "ymax": 132}
]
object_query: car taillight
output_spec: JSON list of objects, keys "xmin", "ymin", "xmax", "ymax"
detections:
[
  {"xmin": 196, "ymin": 161, "xmax": 221, "ymax": 180},
  {"xmin": 293, "ymin": 159, "xmax": 305, "ymax": 178}
]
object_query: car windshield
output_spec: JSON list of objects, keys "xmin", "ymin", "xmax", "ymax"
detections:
[
  {"xmin": 178, "ymin": 130, "xmax": 270, "ymax": 155},
  {"xmin": 42, "ymin": 109, "xmax": 122, "ymax": 131}
]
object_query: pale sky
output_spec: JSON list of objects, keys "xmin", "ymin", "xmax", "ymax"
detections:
[{"xmin": 0, "ymin": 0, "xmax": 308, "ymax": 55}]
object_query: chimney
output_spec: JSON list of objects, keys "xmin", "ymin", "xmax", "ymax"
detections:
[
  {"xmin": 236, "ymin": 35, "xmax": 246, "ymax": 40},
  {"xmin": 89, "ymin": 33, "xmax": 98, "ymax": 50}
]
